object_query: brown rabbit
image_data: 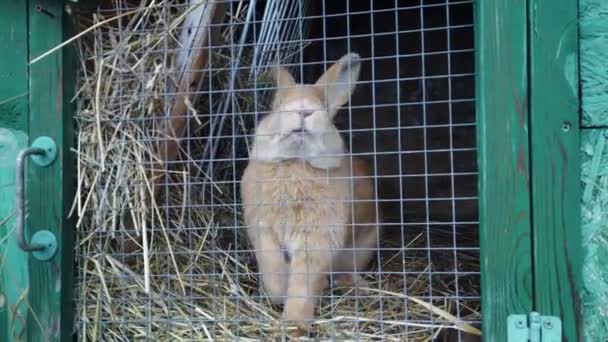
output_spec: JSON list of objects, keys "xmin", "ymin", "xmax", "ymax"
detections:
[{"xmin": 240, "ymin": 52, "xmax": 380, "ymax": 334}]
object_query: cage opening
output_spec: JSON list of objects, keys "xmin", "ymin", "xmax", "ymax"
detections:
[{"xmin": 74, "ymin": 0, "xmax": 480, "ymax": 340}]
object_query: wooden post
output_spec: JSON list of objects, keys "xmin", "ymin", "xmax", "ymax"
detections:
[
  {"xmin": 529, "ymin": 0, "xmax": 583, "ymax": 340},
  {"xmin": 476, "ymin": 1, "xmax": 534, "ymax": 340},
  {"xmin": 24, "ymin": 0, "xmax": 76, "ymax": 340}
]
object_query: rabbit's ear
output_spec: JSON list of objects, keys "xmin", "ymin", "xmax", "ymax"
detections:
[
  {"xmin": 269, "ymin": 64, "xmax": 296, "ymax": 89},
  {"xmin": 268, "ymin": 64, "xmax": 297, "ymax": 108},
  {"xmin": 315, "ymin": 52, "xmax": 361, "ymax": 117}
]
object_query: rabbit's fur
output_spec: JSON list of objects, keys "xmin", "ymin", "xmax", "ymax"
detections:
[{"xmin": 241, "ymin": 53, "xmax": 380, "ymax": 333}]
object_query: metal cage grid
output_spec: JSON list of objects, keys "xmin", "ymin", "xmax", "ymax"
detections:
[{"xmin": 73, "ymin": 0, "xmax": 479, "ymax": 340}]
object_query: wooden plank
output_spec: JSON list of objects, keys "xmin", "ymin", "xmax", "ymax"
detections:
[
  {"xmin": 0, "ymin": 5, "xmax": 28, "ymax": 131},
  {"xmin": 0, "ymin": 2, "xmax": 30, "ymax": 341},
  {"xmin": 580, "ymin": 0, "xmax": 608, "ymax": 127},
  {"xmin": 0, "ymin": 129, "xmax": 29, "ymax": 341},
  {"xmin": 59, "ymin": 12, "xmax": 77, "ymax": 342},
  {"xmin": 528, "ymin": 0, "xmax": 583, "ymax": 340},
  {"xmin": 475, "ymin": 1, "xmax": 533, "ymax": 340},
  {"xmin": 26, "ymin": 0, "xmax": 76, "ymax": 340},
  {"xmin": 580, "ymin": 129, "xmax": 608, "ymax": 341}
]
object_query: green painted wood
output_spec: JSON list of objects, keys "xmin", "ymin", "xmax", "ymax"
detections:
[
  {"xmin": 59, "ymin": 11, "xmax": 77, "ymax": 342},
  {"xmin": 580, "ymin": 0, "xmax": 608, "ymax": 127},
  {"xmin": 0, "ymin": 3, "xmax": 31, "ymax": 342},
  {"xmin": 27, "ymin": 0, "xmax": 76, "ymax": 341},
  {"xmin": 581, "ymin": 129, "xmax": 608, "ymax": 341},
  {"xmin": 475, "ymin": 1, "xmax": 533, "ymax": 341},
  {"xmin": 1, "ymin": 129, "xmax": 30, "ymax": 342},
  {"xmin": 528, "ymin": 0, "xmax": 582, "ymax": 341},
  {"xmin": 0, "ymin": 2, "xmax": 28, "ymax": 131}
]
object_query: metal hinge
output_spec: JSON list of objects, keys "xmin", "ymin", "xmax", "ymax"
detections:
[{"xmin": 508, "ymin": 312, "xmax": 562, "ymax": 342}]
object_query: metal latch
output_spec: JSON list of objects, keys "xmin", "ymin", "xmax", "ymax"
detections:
[
  {"xmin": 15, "ymin": 136, "xmax": 58, "ymax": 261},
  {"xmin": 508, "ymin": 312, "xmax": 562, "ymax": 342}
]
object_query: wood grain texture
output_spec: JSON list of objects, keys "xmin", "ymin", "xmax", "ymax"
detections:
[
  {"xmin": 26, "ymin": 0, "xmax": 76, "ymax": 340},
  {"xmin": 0, "ymin": 1, "xmax": 28, "ymax": 132},
  {"xmin": 581, "ymin": 129, "xmax": 608, "ymax": 341},
  {"xmin": 0, "ymin": 2, "xmax": 30, "ymax": 341},
  {"xmin": 580, "ymin": 0, "xmax": 608, "ymax": 127},
  {"xmin": 528, "ymin": 0, "xmax": 582, "ymax": 340},
  {"xmin": 475, "ymin": 1, "xmax": 533, "ymax": 340}
]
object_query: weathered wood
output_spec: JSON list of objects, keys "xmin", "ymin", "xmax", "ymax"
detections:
[
  {"xmin": 0, "ymin": 129, "xmax": 29, "ymax": 342},
  {"xmin": 476, "ymin": 1, "xmax": 533, "ymax": 340},
  {"xmin": 0, "ymin": 4, "xmax": 28, "ymax": 131},
  {"xmin": 0, "ymin": 2, "xmax": 31, "ymax": 341},
  {"xmin": 528, "ymin": 0, "xmax": 583, "ymax": 340},
  {"xmin": 26, "ymin": 0, "xmax": 76, "ymax": 340},
  {"xmin": 580, "ymin": 0, "xmax": 608, "ymax": 127}
]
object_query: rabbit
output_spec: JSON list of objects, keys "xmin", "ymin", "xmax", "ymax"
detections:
[{"xmin": 240, "ymin": 52, "xmax": 381, "ymax": 334}]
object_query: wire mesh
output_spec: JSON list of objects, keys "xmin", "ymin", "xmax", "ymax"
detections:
[{"xmin": 73, "ymin": 0, "xmax": 480, "ymax": 340}]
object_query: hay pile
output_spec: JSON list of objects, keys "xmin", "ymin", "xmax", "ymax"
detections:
[
  {"xmin": 580, "ymin": 0, "xmax": 608, "ymax": 339},
  {"xmin": 72, "ymin": 1, "xmax": 481, "ymax": 340},
  {"xmin": 581, "ymin": 129, "xmax": 608, "ymax": 341}
]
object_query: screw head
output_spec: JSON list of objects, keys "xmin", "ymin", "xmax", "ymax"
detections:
[
  {"xmin": 543, "ymin": 320, "xmax": 553, "ymax": 329},
  {"xmin": 516, "ymin": 320, "xmax": 525, "ymax": 328},
  {"xmin": 561, "ymin": 122, "xmax": 572, "ymax": 132},
  {"xmin": 30, "ymin": 136, "xmax": 57, "ymax": 167},
  {"xmin": 31, "ymin": 230, "xmax": 58, "ymax": 261}
]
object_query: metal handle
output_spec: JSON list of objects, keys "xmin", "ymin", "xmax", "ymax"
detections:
[{"xmin": 15, "ymin": 136, "xmax": 58, "ymax": 261}]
